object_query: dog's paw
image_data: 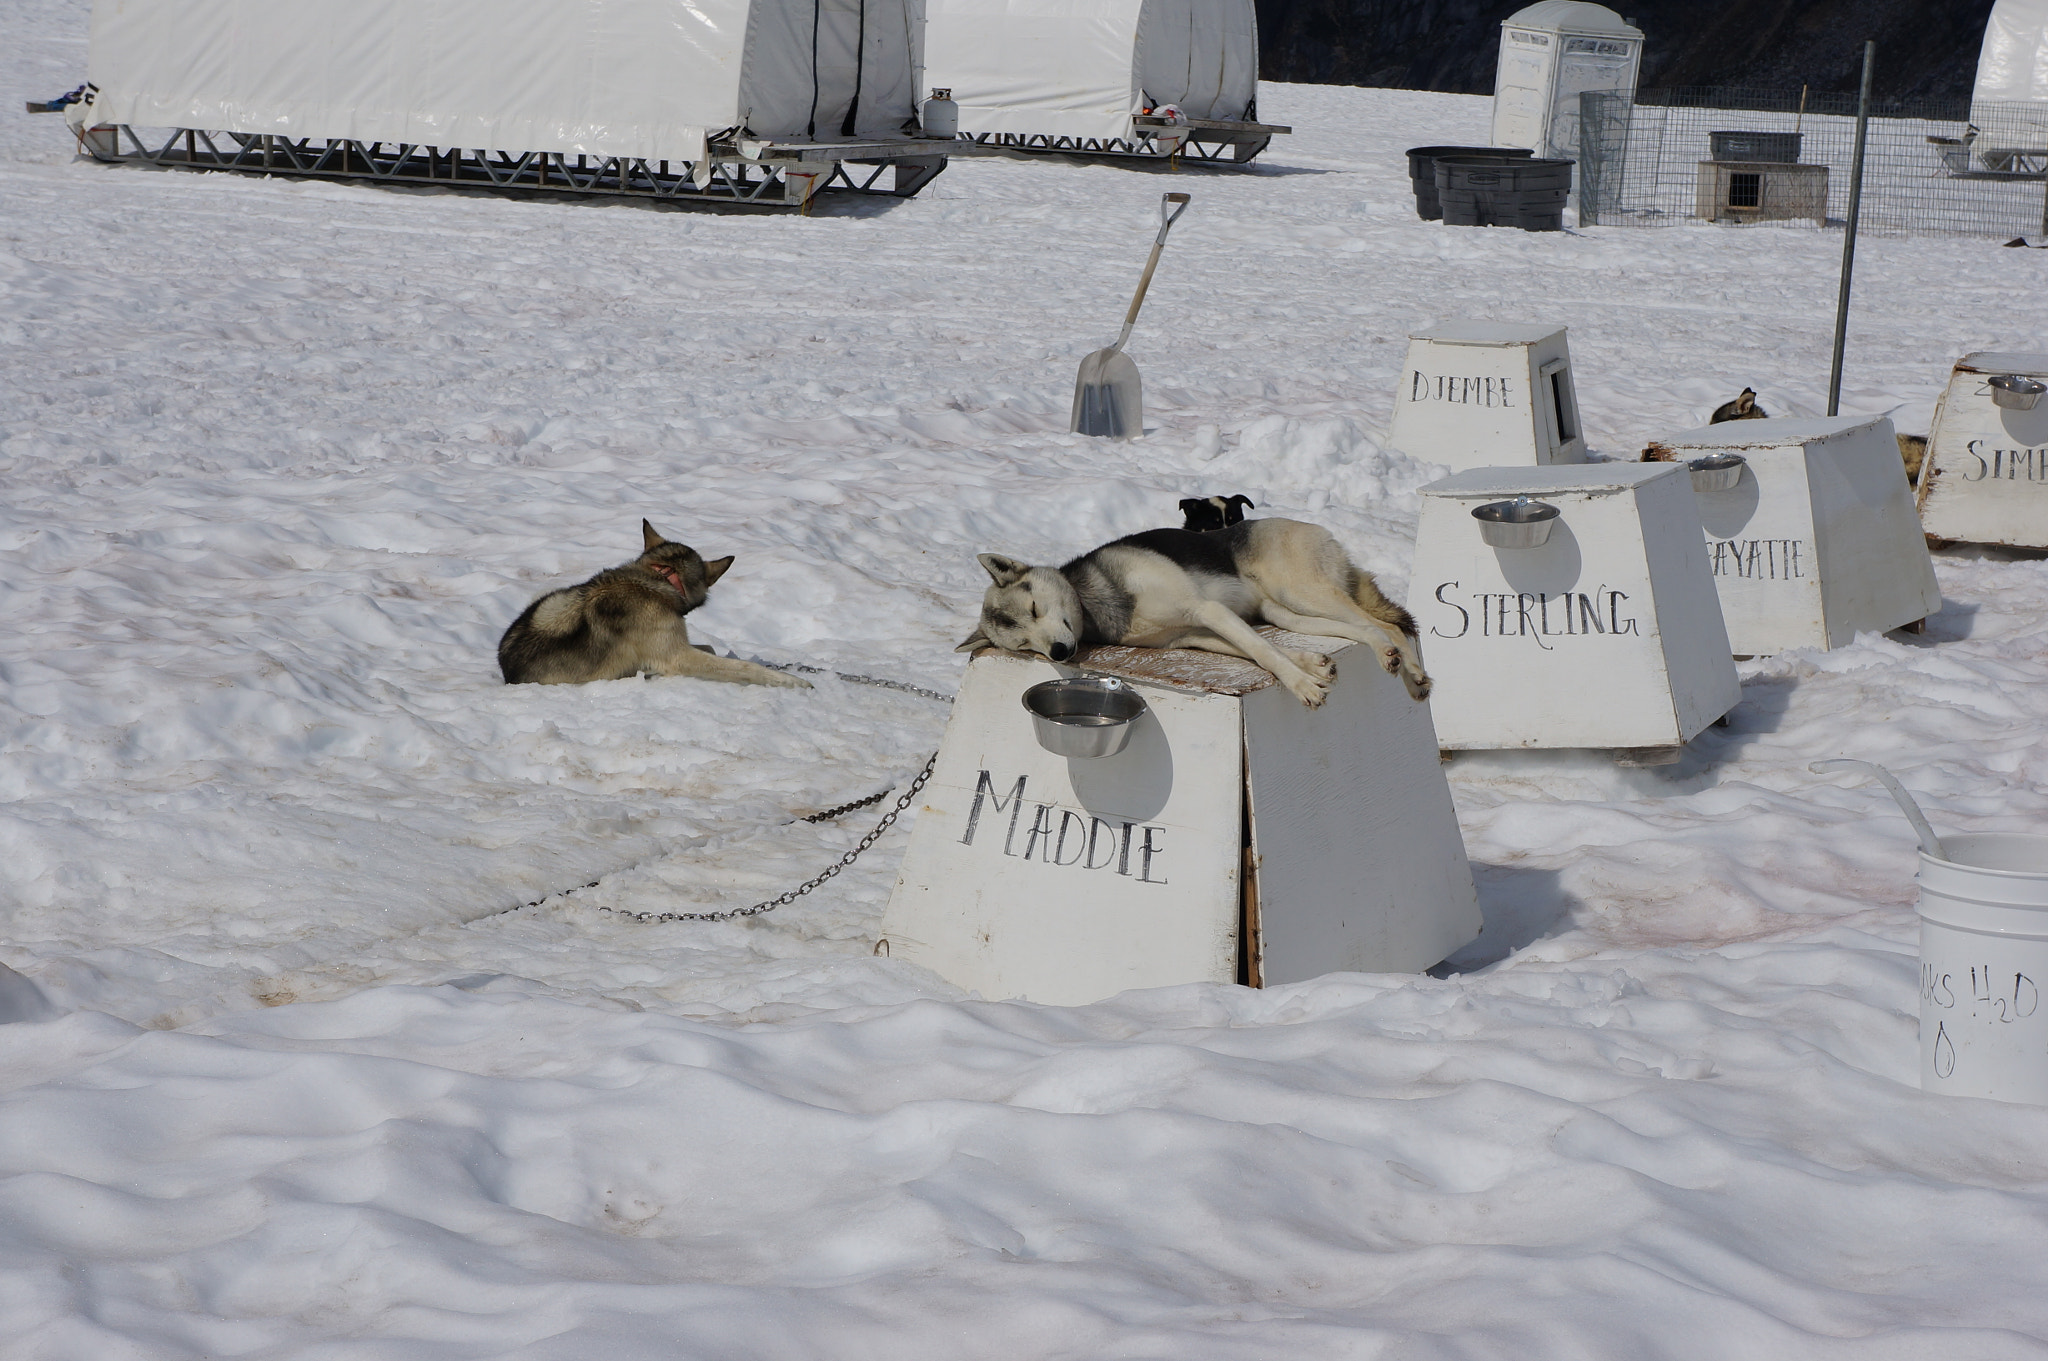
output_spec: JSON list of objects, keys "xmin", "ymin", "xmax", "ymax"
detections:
[
  {"xmin": 769, "ymin": 672, "xmax": 816, "ymax": 690},
  {"xmin": 1403, "ymin": 671, "xmax": 1432, "ymax": 703},
  {"xmin": 1284, "ymin": 671, "xmax": 1332, "ymax": 708},
  {"xmin": 1288, "ymin": 649, "xmax": 1336, "ymax": 682}
]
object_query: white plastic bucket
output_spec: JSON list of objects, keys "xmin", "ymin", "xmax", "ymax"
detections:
[{"xmin": 1917, "ymin": 834, "xmax": 2048, "ymax": 1104}]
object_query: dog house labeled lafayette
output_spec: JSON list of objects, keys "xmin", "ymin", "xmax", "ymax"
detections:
[
  {"xmin": 1389, "ymin": 321, "xmax": 1586, "ymax": 471},
  {"xmin": 1645, "ymin": 416, "xmax": 1940, "ymax": 656},
  {"xmin": 1491, "ymin": 1, "xmax": 1642, "ymax": 163},
  {"xmin": 880, "ymin": 639, "xmax": 1480, "ymax": 1005},
  {"xmin": 68, "ymin": 0, "xmax": 961, "ymax": 206},
  {"xmin": 1919, "ymin": 351, "xmax": 2048, "ymax": 549},
  {"xmin": 1413, "ymin": 463, "xmax": 1739, "ymax": 755},
  {"xmin": 924, "ymin": 0, "xmax": 1288, "ymax": 163}
]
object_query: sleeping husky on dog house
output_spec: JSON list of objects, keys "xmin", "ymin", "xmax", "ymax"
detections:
[{"xmin": 959, "ymin": 519, "xmax": 1429, "ymax": 707}]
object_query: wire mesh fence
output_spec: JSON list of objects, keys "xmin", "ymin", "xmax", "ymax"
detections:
[{"xmin": 1578, "ymin": 87, "xmax": 2048, "ymax": 239}]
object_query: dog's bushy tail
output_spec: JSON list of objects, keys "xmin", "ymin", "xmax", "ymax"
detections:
[{"xmin": 1347, "ymin": 566, "xmax": 1417, "ymax": 638}]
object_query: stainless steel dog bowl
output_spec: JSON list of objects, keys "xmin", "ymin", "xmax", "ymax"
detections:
[
  {"xmin": 1471, "ymin": 496, "xmax": 1561, "ymax": 549},
  {"xmin": 1688, "ymin": 452, "xmax": 1748, "ymax": 493},
  {"xmin": 1022, "ymin": 676, "xmax": 1147, "ymax": 758},
  {"xmin": 1990, "ymin": 374, "xmax": 2047, "ymax": 410}
]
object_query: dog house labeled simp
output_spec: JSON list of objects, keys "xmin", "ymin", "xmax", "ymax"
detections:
[
  {"xmin": 1491, "ymin": 2, "xmax": 1643, "ymax": 163},
  {"xmin": 1413, "ymin": 463, "xmax": 1740, "ymax": 755},
  {"xmin": 69, "ymin": 0, "xmax": 960, "ymax": 206},
  {"xmin": 924, "ymin": 0, "xmax": 1288, "ymax": 163},
  {"xmin": 879, "ymin": 639, "xmax": 1481, "ymax": 1005},
  {"xmin": 1646, "ymin": 416, "xmax": 1941, "ymax": 655},
  {"xmin": 1919, "ymin": 351, "xmax": 2048, "ymax": 549},
  {"xmin": 1388, "ymin": 322, "xmax": 1587, "ymax": 471}
]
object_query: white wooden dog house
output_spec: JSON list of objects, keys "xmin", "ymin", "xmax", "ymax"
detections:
[
  {"xmin": 1412, "ymin": 463, "xmax": 1740, "ymax": 755},
  {"xmin": 1919, "ymin": 351, "xmax": 2048, "ymax": 549},
  {"xmin": 1647, "ymin": 415, "xmax": 1941, "ymax": 655},
  {"xmin": 1388, "ymin": 321, "xmax": 1587, "ymax": 472},
  {"xmin": 880, "ymin": 637, "xmax": 1482, "ymax": 1005},
  {"xmin": 1491, "ymin": 2, "xmax": 1643, "ymax": 162}
]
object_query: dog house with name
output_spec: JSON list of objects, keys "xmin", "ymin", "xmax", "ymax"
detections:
[
  {"xmin": 1388, "ymin": 321, "xmax": 1587, "ymax": 471},
  {"xmin": 1919, "ymin": 351, "xmax": 2048, "ymax": 549},
  {"xmin": 1412, "ymin": 463, "xmax": 1739, "ymax": 754},
  {"xmin": 880, "ymin": 639, "xmax": 1481, "ymax": 1006},
  {"xmin": 1647, "ymin": 415, "xmax": 1940, "ymax": 656}
]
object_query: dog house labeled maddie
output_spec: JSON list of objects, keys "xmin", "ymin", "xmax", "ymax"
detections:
[
  {"xmin": 879, "ymin": 639, "xmax": 1481, "ymax": 1005},
  {"xmin": 67, "ymin": 0, "xmax": 961, "ymax": 207},
  {"xmin": 1645, "ymin": 415, "xmax": 1941, "ymax": 655},
  {"xmin": 1413, "ymin": 463, "xmax": 1739, "ymax": 757},
  {"xmin": 1388, "ymin": 321, "xmax": 1587, "ymax": 471},
  {"xmin": 924, "ymin": 0, "xmax": 1289, "ymax": 163},
  {"xmin": 1918, "ymin": 351, "xmax": 2048, "ymax": 549}
]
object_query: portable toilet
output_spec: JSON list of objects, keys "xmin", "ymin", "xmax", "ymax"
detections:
[
  {"xmin": 880, "ymin": 634, "xmax": 1481, "ymax": 1005},
  {"xmin": 1388, "ymin": 321, "xmax": 1587, "ymax": 471},
  {"xmin": 1970, "ymin": 0, "xmax": 2048, "ymax": 165},
  {"xmin": 1919, "ymin": 351, "xmax": 2048, "ymax": 549},
  {"xmin": 1492, "ymin": 2, "xmax": 1644, "ymax": 163}
]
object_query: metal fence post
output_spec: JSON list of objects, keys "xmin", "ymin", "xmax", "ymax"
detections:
[{"xmin": 1827, "ymin": 42, "xmax": 1875, "ymax": 417}]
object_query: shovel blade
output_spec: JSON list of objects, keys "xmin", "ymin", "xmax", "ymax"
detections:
[{"xmin": 1071, "ymin": 348, "xmax": 1143, "ymax": 439}]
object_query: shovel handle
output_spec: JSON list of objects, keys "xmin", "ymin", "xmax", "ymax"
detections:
[{"xmin": 1115, "ymin": 193, "xmax": 1192, "ymax": 348}]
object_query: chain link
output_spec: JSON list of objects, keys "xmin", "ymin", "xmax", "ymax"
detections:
[
  {"xmin": 594, "ymin": 752, "xmax": 937, "ymax": 924},
  {"xmin": 763, "ymin": 662, "xmax": 955, "ymax": 706}
]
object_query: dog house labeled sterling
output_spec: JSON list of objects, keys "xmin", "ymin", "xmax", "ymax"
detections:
[
  {"xmin": 1645, "ymin": 415, "xmax": 1940, "ymax": 655},
  {"xmin": 880, "ymin": 640, "xmax": 1481, "ymax": 1005},
  {"xmin": 1413, "ymin": 463, "xmax": 1739, "ymax": 756},
  {"xmin": 1919, "ymin": 351, "xmax": 2048, "ymax": 549},
  {"xmin": 1491, "ymin": 2, "xmax": 1643, "ymax": 163},
  {"xmin": 1389, "ymin": 321, "xmax": 1586, "ymax": 471},
  {"xmin": 68, "ymin": 0, "xmax": 962, "ymax": 207}
]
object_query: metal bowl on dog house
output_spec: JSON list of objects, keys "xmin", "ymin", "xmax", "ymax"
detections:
[
  {"xmin": 1411, "ymin": 463, "xmax": 1739, "ymax": 758},
  {"xmin": 1645, "ymin": 415, "xmax": 1941, "ymax": 656},
  {"xmin": 880, "ymin": 637, "xmax": 1481, "ymax": 1005},
  {"xmin": 1388, "ymin": 321, "xmax": 1587, "ymax": 472},
  {"xmin": 1918, "ymin": 351, "xmax": 2048, "ymax": 549}
]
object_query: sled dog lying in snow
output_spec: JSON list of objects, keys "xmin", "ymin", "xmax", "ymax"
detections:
[
  {"xmin": 498, "ymin": 520, "xmax": 812, "ymax": 689},
  {"xmin": 1179, "ymin": 494, "xmax": 1254, "ymax": 532},
  {"xmin": 1710, "ymin": 387, "xmax": 1768, "ymax": 423},
  {"xmin": 958, "ymin": 518, "xmax": 1429, "ymax": 707}
]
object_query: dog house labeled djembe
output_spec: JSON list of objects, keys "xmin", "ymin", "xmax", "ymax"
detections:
[
  {"xmin": 1388, "ymin": 321, "xmax": 1587, "ymax": 471},
  {"xmin": 880, "ymin": 638, "xmax": 1481, "ymax": 1005},
  {"xmin": 1918, "ymin": 351, "xmax": 2048, "ymax": 549},
  {"xmin": 1413, "ymin": 463, "xmax": 1739, "ymax": 758},
  {"xmin": 1645, "ymin": 415, "xmax": 1940, "ymax": 655}
]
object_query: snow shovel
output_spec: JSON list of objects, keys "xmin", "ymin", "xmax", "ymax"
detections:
[{"xmin": 1071, "ymin": 192, "xmax": 1191, "ymax": 439}]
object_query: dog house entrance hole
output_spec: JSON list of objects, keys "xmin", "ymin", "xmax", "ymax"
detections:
[
  {"xmin": 1542, "ymin": 359, "xmax": 1578, "ymax": 450},
  {"xmin": 1727, "ymin": 172, "xmax": 1761, "ymax": 209}
]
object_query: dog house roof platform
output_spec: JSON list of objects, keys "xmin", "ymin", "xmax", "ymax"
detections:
[
  {"xmin": 880, "ymin": 636, "xmax": 1481, "ymax": 1006},
  {"xmin": 1491, "ymin": 2, "xmax": 1642, "ymax": 163},
  {"xmin": 1389, "ymin": 321, "xmax": 1587, "ymax": 472},
  {"xmin": 1412, "ymin": 463, "xmax": 1740, "ymax": 753},
  {"xmin": 1919, "ymin": 351, "xmax": 2048, "ymax": 549},
  {"xmin": 924, "ymin": 0, "xmax": 1289, "ymax": 164},
  {"xmin": 69, "ymin": 0, "xmax": 965, "ymax": 207},
  {"xmin": 1647, "ymin": 415, "xmax": 1940, "ymax": 655}
]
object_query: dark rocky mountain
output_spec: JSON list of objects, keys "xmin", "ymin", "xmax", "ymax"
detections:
[{"xmin": 1256, "ymin": 0, "xmax": 1999, "ymax": 102}]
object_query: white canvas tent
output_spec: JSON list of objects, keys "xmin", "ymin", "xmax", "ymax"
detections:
[
  {"xmin": 71, "ymin": 0, "xmax": 956, "ymax": 205},
  {"xmin": 924, "ymin": 0, "xmax": 1285, "ymax": 162},
  {"xmin": 1972, "ymin": 0, "xmax": 2048, "ymax": 163}
]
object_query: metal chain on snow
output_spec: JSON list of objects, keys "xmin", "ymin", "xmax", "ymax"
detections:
[
  {"xmin": 761, "ymin": 662, "xmax": 955, "ymax": 706},
  {"xmin": 594, "ymin": 752, "xmax": 937, "ymax": 924}
]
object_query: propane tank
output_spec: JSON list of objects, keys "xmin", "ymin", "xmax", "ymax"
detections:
[{"xmin": 923, "ymin": 88, "xmax": 959, "ymax": 139}]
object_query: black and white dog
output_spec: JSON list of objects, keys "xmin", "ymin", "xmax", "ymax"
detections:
[
  {"xmin": 1179, "ymin": 494, "xmax": 1254, "ymax": 532},
  {"xmin": 959, "ymin": 518, "xmax": 1428, "ymax": 707}
]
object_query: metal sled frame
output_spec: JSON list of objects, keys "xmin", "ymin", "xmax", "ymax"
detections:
[
  {"xmin": 961, "ymin": 115, "xmax": 1289, "ymax": 166},
  {"xmin": 74, "ymin": 124, "xmax": 954, "ymax": 207}
]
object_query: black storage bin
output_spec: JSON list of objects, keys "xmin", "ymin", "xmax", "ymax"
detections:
[
  {"xmin": 1708, "ymin": 130, "xmax": 1802, "ymax": 163},
  {"xmin": 1406, "ymin": 145, "xmax": 1533, "ymax": 221},
  {"xmin": 1433, "ymin": 157, "xmax": 1574, "ymax": 231}
]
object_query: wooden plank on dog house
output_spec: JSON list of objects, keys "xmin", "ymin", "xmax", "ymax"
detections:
[
  {"xmin": 879, "ymin": 636, "xmax": 1480, "ymax": 1005},
  {"xmin": 1413, "ymin": 463, "xmax": 1740, "ymax": 750},
  {"xmin": 1918, "ymin": 351, "xmax": 2048, "ymax": 549},
  {"xmin": 1388, "ymin": 321, "xmax": 1587, "ymax": 472},
  {"xmin": 1648, "ymin": 415, "xmax": 1940, "ymax": 655}
]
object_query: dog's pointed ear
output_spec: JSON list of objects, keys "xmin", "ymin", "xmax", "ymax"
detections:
[
  {"xmin": 702, "ymin": 555, "xmax": 733, "ymax": 585},
  {"xmin": 956, "ymin": 628, "xmax": 992, "ymax": 654},
  {"xmin": 1177, "ymin": 497, "xmax": 1203, "ymax": 517},
  {"xmin": 1230, "ymin": 495, "xmax": 1255, "ymax": 512},
  {"xmin": 977, "ymin": 553, "xmax": 1030, "ymax": 587},
  {"xmin": 642, "ymin": 519, "xmax": 666, "ymax": 550}
]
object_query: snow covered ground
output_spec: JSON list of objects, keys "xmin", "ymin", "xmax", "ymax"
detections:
[{"xmin": 7, "ymin": 1, "xmax": 2048, "ymax": 1353}]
